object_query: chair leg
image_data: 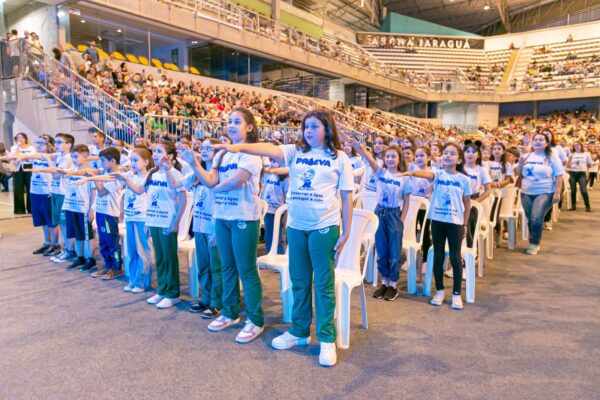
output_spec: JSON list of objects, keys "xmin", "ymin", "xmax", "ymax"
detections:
[
  {"xmin": 508, "ymin": 218, "xmax": 515, "ymax": 250},
  {"xmin": 424, "ymin": 248, "xmax": 435, "ymax": 297},
  {"xmin": 371, "ymin": 248, "xmax": 378, "ymax": 288},
  {"xmin": 335, "ymin": 283, "xmax": 352, "ymax": 350},
  {"xmin": 465, "ymin": 253, "xmax": 476, "ymax": 303},
  {"xmin": 280, "ymin": 268, "xmax": 293, "ymax": 324},
  {"xmin": 487, "ymin": 228, "xmax": 494, "ymax": 260},
  {"xmin": 188, "ymin": 250, "xmax": 199, "ymax": 298},
  {"xmin": 359, "ymin": 283, "xmax": 368, "ymax": 329},
  {"xmin": 406, "ymin": 246, "xmax": 417, "ymax": 294},
  {"xmin": 122, "ymin": 234, "xmax": 130, "ymax": 277},
  {"xmin": 478, "ymin": 235, "xmax": 485, "ymax": 278}
]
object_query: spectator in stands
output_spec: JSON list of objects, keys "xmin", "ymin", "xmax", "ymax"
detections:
[
  {"xmin": 566, "ymin": 34, "xmax": 573, "ymax": 43},
  {"xmin": 0, "ymin": 143, "xmax": 10, "ymax": 192},
  {"xmin": 7, "ymin": 29, "xmax": 20, "ymax": 75},
  {"xmin": 82, "ymin": 40, "xmax": 100, "ymax": 65}
]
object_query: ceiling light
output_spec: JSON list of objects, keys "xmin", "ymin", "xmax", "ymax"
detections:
[
  {"xmin": 191, "ymin": 40, "xmax": 198, "ymax": 44},
  {"xmin": 57, "ymin": 11, "xmax": 65, "ymax": 17},
  {"xmin": 117, "ymin": 29, "xmax": 122, "ymax": 33},
  {"xmin": 483, "ymin": 5, "xmax": 490, "ymax": 10},
  {"xmin": 80, "ymin": 19, "xmax": 86, "ymax": 23}
]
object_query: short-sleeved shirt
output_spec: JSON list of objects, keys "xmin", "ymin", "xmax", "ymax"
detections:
[
  {"xmin": 123, "ymin": 173, "xmax": 148, "ymax": 222},
  {"xmin": 10, "ymin": 145, "xmax": 36, "ymax": 170},
  {"xmin": 261, "ymin": 174, "xmax": 288, "ymax": 214},
  {"xmin": 362, "ymin": 158, "xmax": 383, "ymax": 193},
  {"xmin": 212, "ymin": 152, "xmax": 263, "ymax": 221},
  {"xmin": 93, "ymin": 175, "xmax": 124, "ymax": 218},
  {"xmin": 375, "ymin": 168, "xmax": 411, "ymax": 208},
  {"xmin": 463, "ymin": 165, "xmax": 492, "ymax": 196},
  {"xmin": 488, "ymin": 161, "xmax": 514, "ymax": 183},
  {"xmin": 30, "ymin": 158, "xmax": 52, "ymax": 195},
  {"xmin": 410, "ymin": 167, "xmax": 435, "ymax": 199},
  {"xmin": 280, "ymin": 145, "xmax": 354, "ymax": 231},
  {"xmin": 567, "ymin": 152, "xmax": 592, "ymax": 172},
  {"xmin": 145, "ymin": 169, "xmax": 185, "ymax": 228},
  {"xmin": 520, "ymin": 152, "xmax": 565, "ymax": 195},
  {"xmin": 428, "ymin": 169, "xmax": 472, "ymax": 225},
  {"xmin": 62, "ymin": 170, "xmax": 95, "ymax": 213},
  {"xmin": 51, "ymin": 153, "xmax": 74, "ymax": 195},
  {"xmin": 191, "ymin": 182, "xmax": 215, "ymax": 235}
]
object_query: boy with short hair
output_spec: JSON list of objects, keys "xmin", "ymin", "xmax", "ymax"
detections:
[
  {"xmin": 50, "ymin": 133, "xmax": 76, "ymax": 260},
  {"xmin": 60, "ymin": 144, "xmax": 96, "ymax": 271},
  {"xmin": 83, "ymin": 147, "xmax": 125, "ymax": 279}
]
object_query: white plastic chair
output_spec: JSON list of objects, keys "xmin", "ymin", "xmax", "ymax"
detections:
[
  {"xmin": 486, "ymin": 190, "xmax": 503, "ymax": 260},
  {"xmin": 424, "ymin": 202, "xmax": 483, "ymax": 304},
  {"xmin": 335, "ymin": 209, "xmax": 379, "ymax": 350},
  {"xmin": 174, "ymin": 192, "xmax": 196, "ymax": 296},
  {"xmin": 497, "ymin": 185, "xmax": 519, "ymax": 250},
  {"xmin": 477, "ymin": 195, "xmax": 495, "ymax": 277},
  {"xmin": 562, "ymin": 173, "xmax": 572, "ymax": 210},
  {"xmin": 402, "ymin": 196, "xmax": 430, "ymax": 294},
  {"xmin": 354, "ymin": 191, "xmax": 379, "ymax": 284},
  {"xmin": 256, "ymin": 204, "xmax": 291, "ymax": 323}
]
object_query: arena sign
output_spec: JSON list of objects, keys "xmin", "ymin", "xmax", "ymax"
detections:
[{"xmin": 356, "ymin": 33, "xmax": 484, "ymax": 50}]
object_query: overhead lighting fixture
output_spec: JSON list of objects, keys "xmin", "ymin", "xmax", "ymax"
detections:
[
  {"xmin": 57, "ymin": 10, "xmax": 65, "ymax": 17},
  {"xmin": 484, "ymin": 4, "xmax": 490, "ymax": 10},
  {"xmin": 80, "ymin": 19, "xmax": 86, "ymax": 23},
  {"xmin": 117, "ymin": 29, "xmax": 122, "ymax": 33},
  {"xmin": 191, "ymin": 40, "xmax": 198, "ymax": 44}
]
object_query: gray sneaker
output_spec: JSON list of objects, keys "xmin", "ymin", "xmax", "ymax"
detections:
[{"xmin": 524, "ymin": 244, "xmax": 539, "ymax": 255}]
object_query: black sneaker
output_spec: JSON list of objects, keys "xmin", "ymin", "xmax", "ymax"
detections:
[
  {"xmin": 33, "ymin": 244, "xmax": 51, "ymax": 255},
  {"xmin": 44, "ymin": 246, "xmax": 61, "ymax": 256},
  {"xmin": 383, "ymin": 286, "xmax": 399, "ymax": 301},
  {"xmin": 66, "ymin": 257, "xmax": 86, "ymax": 271},
  {"xmin": 373, "ymin": 285, "xmax": 388, "ymax": 299},
  {"xmin": 79, "ymin": 258, "xmax": 97, "ymax": 272},
  {"xmin": 65, "ymin": 250, "xmax": 78, "ymax": 260},
  {"xmin": 201, "ymin": 307, "xmax": 221, "ymax": 319},
  {"xmin": 188, "ymin": 301, "xmax": 208, "ymax": 313}
]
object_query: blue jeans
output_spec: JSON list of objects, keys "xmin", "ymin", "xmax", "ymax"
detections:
[
  {"xmin": 126, "ymin": 221, "xmax": 153, "ymax": 289},
  {"xmin": 263, "ymin": 212, "xmax": 285, "ymax": 254},
  {"xmin": 521, "ymin": 193, "xmax": 553, "ymax": 246},
  {"xmin": 374, "ymin": 206, "xmax": 404, "ymax": 283}
]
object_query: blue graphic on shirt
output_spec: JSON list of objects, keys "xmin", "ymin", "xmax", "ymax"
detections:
[
  {"xmin": 127, "ymin": 194, "xmax": 136, "ymax": 209},
  {"xmin": 150, "ymin": 191, "xmax": 159, "ymax": 207},
  {"xmin": 381, "ymin": 188, "xmax": 390, "ymax": 205},
  {"xmin": 442, "ymin": 192, "xmax": 452, "ymax": 206},
  {"xmin": 523, "ymin": 165, "xmax": 535, "ymax": 177},
  {"xmin": 300, "ymin": 169, "xmax": 315, "ymax": 190},
  {"xmin": 195, "ymin": 190, "xmax": 207, "ymax": 208}
]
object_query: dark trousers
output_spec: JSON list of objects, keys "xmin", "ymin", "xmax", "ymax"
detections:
[
  {"xmin": 588, "ymin": 172, "xmax": 597, "ymax": 188},
  {"xmin": 431, "ymin": 220, "xmax": 465, "ymax": 295},
  {"xmin": 416, "ymin": 209, "xmax": 431, "ymax": 262},
  {"xmin": 12, "ymin": 167, "xmax": 31, "ymax": 214},
  {"xmin": 569, "ymin": 171, "xmax": 590, "ymax": 209},
  {"xmin": 96, "ymin": 213, "xmax": 122, "ymax": 270}
]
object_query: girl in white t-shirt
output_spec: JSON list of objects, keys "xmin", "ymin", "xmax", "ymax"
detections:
[
  {"xmin": 353, "ymin": 141, "xmax": 411, "ymax": 301},
  {"xmin": 462, "ymin": 144, "xmax": 492, "ymax": 249},
  {"xmin": 489, "ymin": 143, "xmax": 514, "ymax": 189},
  {"xmin": 188, "ymin": 108, "xmax": 265, "ymax": 344},
  {"xmin": 361, "ymin": 135, "xmax": 387, "ymax": 193},
  {"xmin": 588, "ymin": 152, "xmax": 598, "ymax": 189},
  {"xmin": 430, "ymin": 142, "xmax": 444, "ymax": 169},
  {"xmin": 125, "ymin": 141, "xmax": 187, "ymax": 309},
  {"xmin": 566, "ymin": 142, "xmax": 592, "ymax": 211},
  {"xmin": 343, "ymin": 140, "xmax": 364, "ymax": 185},
  {"xmin": 403, "ymin": 143, "xmax": 472, "ymax": 310},
  {"xmin": 214, "ymin": 109, "xmax": 354, "ymax": 367},
  {"xmin": 114, "ymin": 148, "xmax": 154, "ymax": 293},
  {"xmin": 260, "ymin": 157, "xmax": 288, "ymax": 255}
]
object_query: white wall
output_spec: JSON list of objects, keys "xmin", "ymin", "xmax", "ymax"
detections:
[
  {"xmin": 439, "ymin": 102, "xmax": 499, "ymax": 130},
  {"xmin": 6, "ymin": 3, "xmax": 58, "ymax": 52},
  {"xmin": 484, "ymin": 20, "xmax": 600, "ymax": 51}
]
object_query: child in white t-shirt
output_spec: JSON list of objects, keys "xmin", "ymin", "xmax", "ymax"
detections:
[{"xmin": 260, "ymin": 158, "xmax": 288, "ymax": 255}]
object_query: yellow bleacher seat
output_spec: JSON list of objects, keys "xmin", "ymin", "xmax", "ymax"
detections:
[
  {"xmin": 126, "ymin": 53, "xmax": 140, "ymax": 64},
  {"xmin": 138, "ymin": 56, "xmax": 150, "ymax": 66},
  {"xmin": 97, "ymin": 49, "xmax": 110, "ymax": 59},
  {"xmin": 169, "ymin": 64, "xmax": 180, "ymax": 71},
  {"xmin": 189, "ymin": 66, "xmax": 200, "ymax": 75},
  {"xmin": 152, "ymin": 58, "xmax": 163, "ymax": 68},
  {"xmin": 111, "ymin": 51, "xmax": 126, "ymax": 61},
  {"xmin": 77, "ymin": 44, "xmax": 88, "ymax": 52},
  {"xmin": 65, "ymin": 42, "xmax": 76, "ymax": 50}
]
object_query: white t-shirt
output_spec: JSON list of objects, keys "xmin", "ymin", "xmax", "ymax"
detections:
[
  {"xmin": 51, "ymin": 153, "xmax": 74, "ymax": 195},
  {"xmin": 463, "ymin": 165, "xmax": 492, "ymax": 196},
  {"xmin": 88, "ymin": 145, "xmax": 105, "ymax": 171},
  {"xmin": 567, "ymin": 152, "xmax": 592, "ymax": 172},
  {"xmin": 410, "ymin": 167, "xmax": 435, "ymax": 199},
  {"xmin": 123, "ymin": 173, "xmax": 148, "ymax": 222},
  {"xmin": 375, "ymin": 168, "xmax": 411, "ymax": 208},
  {"xmin": 261, "ymin": 174, "xmax": 288, "ymax": 214},
  {"xmin": 93, "ymin": 175, "xmax": 124, "ymax": 217},
  {"xmin": 362, "ymin": 158, "xmax": 383, "ymax": 192},
  {"xmin": 552, "ymin": 146, "xmax": 568, "ymax": 164},
  {"xmin": 488, "ymin": 161, "xmax": 514, "ymax": 183},
  {"xmin": 520, "ymin": 152, "xmax": 565, "ymax": 195},
  {"xmin": 212, "ymin": 152, "xmax": 263, "ymax": 221},
  {"xmin": 192, "ymin": 182, "xmax": 215, "ymax": 235},
  {"xmin": 62, "ymin": 171, "xmax": 95, "ymax": 214},
  {"xmin": 281, "ymin": 145, "xmax": 354, "ymax": 231},
  {"xmin": 10, "ymin": 145, "xmax": 36, "ymax": 170},
  {"xmin": 590, "ymin": 158, "xmax": 599, "ymax": 173},
  {"xmin": 145, "ymin": 169, "xmax": 186, "ymax": 228},
  {"xmin": 428, "ymin": 169, "xmax": 472, "ymax": 225},
  {"xmin": 30, "ymin": 158, "xmax": 52, "ymax": 195}
]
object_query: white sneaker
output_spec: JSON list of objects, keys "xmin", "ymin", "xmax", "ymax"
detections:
[
  {"xmin": 235, "ymin": 320, "xmax": 264, "ymax": 343},
  {"xmin": 430, "ymin": 290, "xmax": 445, "ymax": 306},
  {"xmin": 452, "ymin": 294, "xmax": 464, "ymax": 310},
  {"xmin": 131, "ymin": 287, "xmax": 145, "ymax": 294},
  {"xmin": 444, "ymin": 268, "xmax": 453, "ymax": 278},
  {"xmin": 319, "ymin": 342, "xmax": 337, "ymax": 367},
  {"xmin": 272, "ymin": 331, "xmax": 311, "ymax": 350},
  {"xmin": 146, "ymin": 294, "xmax": 164, "ymax": 304},
  {"xmin": 208, "ymin": 315, "xmax": 241, "ymax": 332},
  {"xmin": 543, "ymin": 222, "xmax": 552, "ymax": 231},
  {"xmin": 156, "ymin": 297, "xmax": 181, "ymax": 309},
  {"xmin": 123, "ymin": 285, "xmax": 133, "ymax": 292},
  {"xmin": 51, "ymin": 250, "xmax": 66, "ymax": 263},
  {"xmin": 524, "ymin": 244, "xmax": 539, "ymax": 255}
]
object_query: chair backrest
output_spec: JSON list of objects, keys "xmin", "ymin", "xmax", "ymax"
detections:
[
  {"xmin": 479, "ymin": 195, "xmax": 495, "ymax": 229},
  {"xmin": 177, "ymin": 191, "xmax": 194, "ymax": 241},
  {"xmin": 353, "ymin": 191, "xmax": 378, "ymax": 212},
  {"xmin": 336, "ymin": 209, "xmax": 379, "ymax": 276},
  {"xmin": 489, "ymin": 193, "xmax": 501, "ymax": 226},
  {"xmin": 259, "ymin": 199, "xmax": 269, "ymax": 223},
  {"xmin": 267, "ymin": 204, "xmax": 288, "ymax": 256},
  {"xmin": 463, "ymin": 201, "xmax": 483, "ymax": 251},
  {"xmin": 402, "ymin": 196, "xmax": 430, "ymax": 245},
  {"xmin": 498, "ymin": 185, "xmax": 518, "ymax": 219}
]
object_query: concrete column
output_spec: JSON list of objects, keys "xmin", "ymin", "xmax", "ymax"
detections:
[
  {"xmin": 271, "ymin": 0, "xmax": 281, "ymax": 21},
  {"xmin": 533, "ymin": 101, "xmax": 538, "ymax": 120}
]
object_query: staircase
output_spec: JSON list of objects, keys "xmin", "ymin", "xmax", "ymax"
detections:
[
  {"xmin": 503, "ymin": 47, "xmax": 534, "ymax": 91},
  {"xmin": 500, "ymin": 49, "xmax": 519, "ymax": 84}
]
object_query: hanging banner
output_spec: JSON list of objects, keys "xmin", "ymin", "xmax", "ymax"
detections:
[{"xmin": 356, "ymin": 33, "xmax": 484, "ymax": 50}]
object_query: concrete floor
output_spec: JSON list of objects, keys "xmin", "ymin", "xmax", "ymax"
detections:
[{"xmin": 0, "ymin": 192, "xmax": 599, "ymax": 400}]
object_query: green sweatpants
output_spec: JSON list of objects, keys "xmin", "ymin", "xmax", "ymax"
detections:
[
  {"xmin": 195, "ymin": 232, "xmax": 223, "ymax": 309},
  {"xmin": 287, "ymin": 225, "xmax": 339, "ymax": 343},
  {"xmin": 215, "ymin": 219, "xmax": 263, "ymax": 327},
  {"xmin": 149, "ymin": 227, "xmax": 180, "ymax": 298}
]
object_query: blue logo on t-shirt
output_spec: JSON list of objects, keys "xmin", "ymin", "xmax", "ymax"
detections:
[{"xmin": 300, "ymin": 169, "xmax": 315, "ymax": 190}]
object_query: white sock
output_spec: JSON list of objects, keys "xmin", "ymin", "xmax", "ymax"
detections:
[
  {"xmin": 388, "ymin": 281, "xmax": 397, "ymax": 289},
  {"xmin": 381, "ymin": 278, "xmax": 389, "ymax": 286}
]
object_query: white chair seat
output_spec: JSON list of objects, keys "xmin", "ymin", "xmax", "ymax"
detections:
[
  {"xmin": 257, "ymin": 253, "xmax": 288, "ymax": 271},
  {"xmin": 334, "ymin": 269, "xmax": 363, "ymax": 287}
]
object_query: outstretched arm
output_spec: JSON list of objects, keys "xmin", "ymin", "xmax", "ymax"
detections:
[{"xmin": 214, "ymin": 143, "xmax": 285, "ymax": 165}]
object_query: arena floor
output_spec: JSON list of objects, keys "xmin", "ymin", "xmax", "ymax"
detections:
[{"xmin": 0, "ymin": 192, "xmax": 599, "ymax": 399}]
